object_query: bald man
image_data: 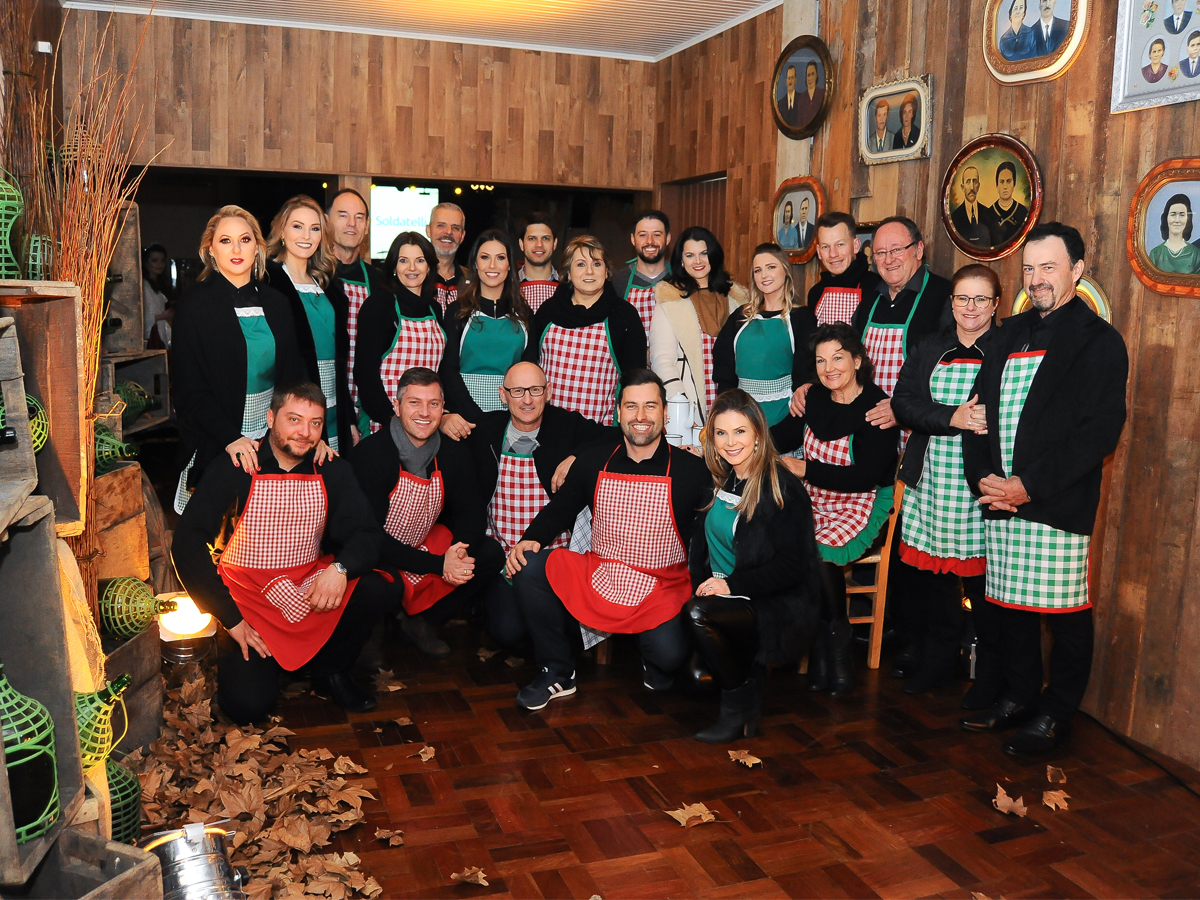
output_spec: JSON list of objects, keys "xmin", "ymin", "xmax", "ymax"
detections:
[{"xmin": 467, "ymin": 362, "xmax": 619, "ymax": 652}]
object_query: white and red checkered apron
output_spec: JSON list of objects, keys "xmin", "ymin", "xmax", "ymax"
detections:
[
  {"xmin": 435, "ymin": 279, "xmax": 458, "ymax": 315},
  {"xmin": 862, "ymin": 271, "xmax": 926, "ymax": 451},
  {"xmin": 540, "ymin": 320, "xmax": 620, "ymax": 424},
  {"xmin": 371, "ymin": 306, "xmax": 447, "ymax": 434},
  {"xmin": 486, "ymin": 452, "xmax": 570, "ymax": 554},
  {"xmin": 622, "ymin": 266, "xmax": 659, "ymax": 337},
  {"xmin": 699, "ymin": 329, "xmax": 718, "ymax": 412},
  {"xmin": 383, "ymin": 461, "xmax": 457, "ymax": 615},
  {"xmin": 546, "ymin": 446, "xmax": 691, "ymax": 633},
  {"xmin": 814, "ymin": 287, "xmax": 862, "ymax": 326},
  {"xmin": 217, "ymin": 472, "xmax": 354, "ymax": 670},
  {"xmin": 520, "ymin": 280, "xmax": 558, "ymax": 314},
  {"xmin": 802, "ymin": 426, "xmax": 877, "ymax": 550},
  {"xmin": 341, "ymin": 262, "xmax": 370, "ymax": 409}
]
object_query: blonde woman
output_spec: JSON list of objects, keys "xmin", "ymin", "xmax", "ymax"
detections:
[
  {"xmin": 171, "ymin": 205, "xmax": 308, "ymax": 512},
  {"xmin": 265, "ymin": 195, "xmax": 351, "ymax": 451}
]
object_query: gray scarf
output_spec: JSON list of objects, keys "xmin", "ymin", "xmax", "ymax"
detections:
[{"xmin": 390, "ymin": 416, "xmax": 440, "ymax": 478}]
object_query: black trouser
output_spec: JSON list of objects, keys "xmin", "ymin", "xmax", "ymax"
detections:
[
  {"xmin": 217, "ymin": 571, "xmax": 401, "ymax": 724},
  {"xmin": 965, "ymin": 575, "xmax": 1002, "ymax": 687},
  {"xmin": 512, "ymin": 548, "xmax": 690, "ymax": 677},
  {"xmin": 820, "ymin": 562, "xmax": 848, "ymax": 621},
  {"xmin": 684, "ymin": 595, "xmax": 758, "ymax": 690},
  {"xmin": 894, "ymin": 560, "xmax": 965, "ymax": 665},
  {"xmin": 995, "ymin": 604, "xmax": 1094, "ymax": 722},
  {"xmin": 483, "ymin": 575, "xmax": 529, "ymax": 653},
  {"xmin": 418, "ymin": 538, "xmax": 506, "ymax": 630}
]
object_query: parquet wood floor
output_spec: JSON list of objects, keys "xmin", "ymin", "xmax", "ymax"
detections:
[{"xmin": 278, "ymin": 628, "xmax": 1200, "ymax": 899}]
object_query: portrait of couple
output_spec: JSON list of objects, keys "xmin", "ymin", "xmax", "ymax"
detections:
[
  {"xmin": 776, "ymin": 193, "xmax": 815, "ymax": 251},
  {"xmin": 771, "ymin": 36, "xmax": 834, "ymax": 140},
  {"xmin": 996, "ymin": 0, "xmax": 1073, "ymax": 61},
  {"xmin": 941, "ymin": 135, "xmax": 1042, "ymax": 260},
  {"xmin": 858, "ymin": 76, "xmax": 932, "ymax": 165}
]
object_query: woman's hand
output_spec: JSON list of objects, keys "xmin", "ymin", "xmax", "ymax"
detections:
[
  {"xmin": 226, "ymin": 436, "xmax": 260, "ymax": 473},
  {"xmin": 950, "ymin": 395, "xmax": 988, "ymax": 433},
  {"xmin": 696, "ymin": 577, "xmax": 730, "ymax": 597},
  {"xmin": 313, "ymin": 440, "xmax": 337, "ymax": 464},
  {"xmin": 440, "ymin": 413, "xmax": 475, "ymax": 441}
]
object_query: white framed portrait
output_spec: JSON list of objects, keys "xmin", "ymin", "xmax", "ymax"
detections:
[
  {"xmin": 1112, "ymin": 0, "xmax": 1200, "ymax": 112},
  {"xmin": 858, "ymin": 76, "xmax": 933, "ymax": 166}
]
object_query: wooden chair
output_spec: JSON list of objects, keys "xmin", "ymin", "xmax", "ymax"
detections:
[{"xmin": 596, "ymin": 640, "xmax": 612, "ymax": 665}]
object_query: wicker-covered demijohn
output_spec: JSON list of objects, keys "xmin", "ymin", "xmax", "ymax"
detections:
[
  {"xmin": 0, "ymin": 662, "xmax": 60, "ymax": 843},
  {"xmin": 99, "ymin": 578, "xmax": 178, "ymax": 639},
  {"xmin": 106, "ymin": 754, "xmax": 142, "ymax": 845},
  {"xmin": 0, "ymin": 169, "xmax": 24, "ymax": 280},
  {"xmin": 0, "ymin": 393, "xmax": 49, "ymax": 454},
  {"xmin": 95, "ymin": 423, "xmax": 137, "ymax": 474},
  {"xmin": 75, "ymin": 673, "xmax": 133, "ymax": 770},
  {"xmin": 114, "ymin": 380, "xmax": 153, "ymax": 428}
]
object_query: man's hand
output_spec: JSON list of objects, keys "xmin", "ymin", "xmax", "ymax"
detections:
[
  {"xmin": 304, "ymin": 564, "xmax": 348, "ymax": 612},
  {"xmin": 505, "ymin": 540, "xmax": 541, "ymax": 578},
  {"xmin": 228, "ymin": 620, "xmax": 271, "ymax": 661},
  {"xmin": 440, "ymin": 413, "xmax": 475, "ymax": 441},
  {"xmin": 781, "ymin": 456, "xmax": 806, "ymax": 478},
  {"xmin": 949, "ymin": 394, "xmax": 987, "ymax": 433},
  {"xmin": 978, "ymin": 474, "xmax": 1030, "ymax": 512},
  {"xmin": 551, "ymin": 455, "xmax": 576, "ymax": 492},
  {"xmin": 350, "ymin": 424, "xmax": 361, "ymax": 447},
  {"xmin": 865, "ymin": 397, "xmax": 897, "ymax": 429},
  {"xmin": 789, "ymin": 382, "xmax": 813, "ymax": 417},
  {"xmin": 442, "ymin": 541, "xmax": 475, "ymax": 586}
]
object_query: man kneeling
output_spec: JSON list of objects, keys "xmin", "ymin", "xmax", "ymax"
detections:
[
  {"xmin": 173, "ymin": 382, "xmax": 396, "ymax": 723},
  {"xmin": 506, "ymin": 369, "xmax": 710, "ymax": 709}
]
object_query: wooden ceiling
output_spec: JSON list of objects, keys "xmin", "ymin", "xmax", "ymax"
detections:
[{"xmin": 59, "ymin": 0, "xmax": 783, "ymax": 60}]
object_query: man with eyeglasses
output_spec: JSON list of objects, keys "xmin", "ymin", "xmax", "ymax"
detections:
[{"xmin": 468, "ymin": 361, "xmax": 619, "ymax": 654}]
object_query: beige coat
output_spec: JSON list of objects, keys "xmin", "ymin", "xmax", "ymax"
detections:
[{"xmin": 649, "ymin": 281, "xmax": 748, "ymax": 421}]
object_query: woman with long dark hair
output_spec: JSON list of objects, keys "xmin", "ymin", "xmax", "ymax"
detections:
[
  {"xmin": 440, "ymin": 229, "xmax": 532, "ymax": 421},
  {"xmin": 686, "ymin": 390, "xmax": 823, "ymax": 742},
  {"xmin": 142, "ymin": 242, "xmax": 173, "ymax": 349}
]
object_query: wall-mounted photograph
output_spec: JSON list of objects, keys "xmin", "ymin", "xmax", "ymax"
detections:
[
  {"xmin": 1012, "ymin": 275, "xmax": 1112, "ymax": 320},
  {"xmin": 858, "ymin": 77, "xmax": 933, "ymax": 165},
  {"xmin": 984, "ymin": 0, "xmax": 1091, "ymax": 83},
  {"xmin": 940, "ymin": 134, "xmax": 1043, "ymax": 260},
  {"xmin": 857, "ymin": 221, "xmax": 881, "ymax": 271},
  {"xmin": 1127, "ymin": 157, "xmax": 1200, "ymax": 296},
  {"xmin": 1112, "ymin": 0, "xmax": 1200, "ymax": 112},
  {"xmin": 771, "ymin": 35, "xmax": 835, "ymax": 140},
  {"xmin": 772, "ymin": 176, "xmax": 825, "ymax": 265}
]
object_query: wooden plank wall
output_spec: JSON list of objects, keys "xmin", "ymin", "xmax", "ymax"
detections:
[
  {"xmin": 653, "ymin": 9, "xmax": 782, "ymax": 279},
  {"xmin": 61, "ymin": 10, "xmax": 656, "ymax": 190},
  {"xmin": 658, "ymin": 177, "xmax": 729, "ymax": 250},
  {"xmin": 815, "ymin": 0, "xmax": 1200, "ymax": 767}
]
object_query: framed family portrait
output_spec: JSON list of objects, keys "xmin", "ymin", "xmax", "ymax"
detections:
[
  {"xmin": 1111, "ymin": 0, "xmax": 1200, "ymax": 112},
  {"xmin": 771, "ymin": 35, "xmax": 835, "ymax": 140},
  {"xmin": 1127, "ymin": 157, "xmax": 1200, "ymax": 296},
  {"xmin": 857, "ymin": 221, "xmax": 881, "ymax": 271},
  {"xmin": 858, "ymin": 77, "xmax": 933, "ymax": 165},
  {"xmin": 772, "ymin": 176, "xmax": 825, "ymax": 265},
  {"xmin": 983, "ymin": 0, "xmax": 1091, "ymax": 84},
  {"xmin": 940, "ymin": 134, "xmax": 1043, "ymax": 261},
  {"xmin": 1012, "ymin": 275, "xmax": 1112, "ymax": 320}
]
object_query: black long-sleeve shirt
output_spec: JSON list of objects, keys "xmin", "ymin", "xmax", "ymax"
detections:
[
  {"xmin": 522, "ymin": 437, "xmax": 710, "ymax": 551},
  {"xmin": 439, "ymin": 298, "xmax": 530, "ymax": 422},
  {"xmin": 347, "ymin": 428, "xmax": 487, "ymax": 575},
  {"xmin": 712, "ymin": 305, "xmax": 819, "ymax": 397},
  {"xmin": 851, "ymin": 264, "xmax": 954, "ymax": 357},
  {"xmin": 805, "ymin": 252, "xmax": 884, "ymax": 315},
  {"xmin": 353, "ymin": 284, "xmax": 444, "ymax": 428},
  {"xmin": 802, "ymin": 382, "xmax": 899, "ymax": 492},
  {"xmin": 523, "ymin": 281, "xmax": 647, "ymax": 374},
  {"xmin": 171, "ymin": 442, "xmax": 381, "ymax": 630}
]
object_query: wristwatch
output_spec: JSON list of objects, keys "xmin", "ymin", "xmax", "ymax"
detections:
[{"xmin": 331, "ymin": 562, "xmax": 348, "ymax": 576}]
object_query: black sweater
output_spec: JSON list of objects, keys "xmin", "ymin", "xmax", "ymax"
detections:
[
  {"xmin": 522, "ymin": 437, "xmax": 710, "ymax": 551},
  {"xmin": 353, "ymin": 283, "xmax": 444, "ymax": 429},
  {"xmin": 961, "ymin": 298, "xmax": 1128, "ymax": 535},
  {"xmin": 171, "ymin": 273, "xmax": 307, "ymax": 486},
  {"xmin": 171, "ymin": 442, "xmax": 381, "ymax": 630},
  {"xmin": 689, "ymin": 466, "xmax": 823, "ymax": 665},
  {"xmin": 851, "ymin": 265, "xmax": 954, "ymax": 358},
  {"xmin": 265, "ymin": 261, "xmax": 355, "ymax": 443},
  {"xmin": 523, "ymin": 281, "xmax": 647, "ymax": 374},
  {"xmin": 347, "ymin": 427, "xmax": 487, "ymax": 576},
  {"xmin": 802, "ymin": 382, "xmax": 899, "ymax": 492},
  {"xmin": 439, "ymin": 298, "xmax": 531, "ymax": 422},
  {"xmin": 805, "ymin": 252, "xmax": 884, "ymax": 314}
]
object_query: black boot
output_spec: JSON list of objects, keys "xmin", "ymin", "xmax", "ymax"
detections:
[
  {"xmin": 827, "ymin": 619, "xmax": 855, "ymax": 699},
  {"xmin": 890, "ymin": 642, "xmax": 920, "ymax": 679},
  {"xmin": 806, "ymin": 632, "xmax": 830, "ymax": 692},
  {"xmin": 695, "ymin": 669, "xmax": 764, "ymax": 743},
  {"xmin": 684, "ymin": 650, "xmax": 718, "ymax": 695}
]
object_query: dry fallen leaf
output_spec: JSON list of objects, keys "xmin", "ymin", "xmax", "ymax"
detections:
[
  {"xmin": 993, "ymin": 784, "xmax": 1027, "ymax": 817},
  {"xmin": 970, "ymin": 894, "xmax": 996, "ymax": 900},
  {"xmin": 373, "ymin": 668, "xmax": 407, "ymax": 692},
  {"xmin": 1047, "ymin": 765, "xmax": 1067, "ymax": 784},
  {"xmin": 665, "ymin": 802, "xmax": 717, "ymax": 827},
  {"xmin": 450, "ymin": 866, "xmax": 489, "ymax": 886},
  {"xmin": 384, "ymin": 764, "xmax": 393, "ymax": 771},
  {"xmin": 407, "ymin": 745, "xmax": 435, "ymax": 762},
  {"xmin": 477, "ymin": 647, "xmax": 499, "ymax": 661},
  {"xmin": 1043, "ymin": 789, "xmax": 1070, "ymax": 811},
  {"xmin": 333, "ymin": 756, "xmax": 369, "ymax": 775},
  {"xmin": 393, "ymin": 717, "xmax": 412, "ymax": 727},
  {"xmin": 374, "ymin": 827, "xmax": 404, "ymax": 847},
  {"xmin": 728, "ymin": 749, "xmax": 762, "ymax": 768},
  {"xmin": 505, "ymin": 656, "xmax": 524, "ymax": 668}
]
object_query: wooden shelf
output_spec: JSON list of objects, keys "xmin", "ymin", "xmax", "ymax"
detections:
[
  {"xmin": 0, "ymin": 319, "xmax": 37, "ymax": 537},
  {"xmin": 122, "ymin": 412, "xmax": 170, "ymax": 436}
]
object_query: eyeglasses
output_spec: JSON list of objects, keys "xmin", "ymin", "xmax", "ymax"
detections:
[
  {"xmin": 873, "ymin": 241, "xmax": 916, "ymax": 260},
  {"xmin": 951, "ymin": 294, "xmax": 996, "ymax": 307},
  {"xmin": 502, "ymin": 385, "xmax": 546, "ymax": 398}
]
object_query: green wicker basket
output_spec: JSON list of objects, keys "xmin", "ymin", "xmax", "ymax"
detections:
[
  {"xmin": 0, "ymin": 169, "xmax": 24, "ymax": 280},
  {"xmin": 106, "ymin": 755, "xmax": 142, "ymax": 845},
  {"xmin": 0, "ymin": 393, "xmax": 49, "ymax": 454},
  {"xmin": 24, "ymin": 234, "xmax": 54, "ymax": 281},
  {"xmin": 95, "ymin": 424, "xmax": 137, "ymax": 474},
  {"xmin": 75, "ymin": 673, "xmax": 132, "ymax": 771},
  {"xmin": 0, "ymin": 663, "xmax": 59, "ymax": 843},
  {"xmin": 114, "ymin": 380, "xmax": 153, "ymax": 428},
  {"xmin": 99, "ymin": 578, "xmax": 178, "ymax": 639}
]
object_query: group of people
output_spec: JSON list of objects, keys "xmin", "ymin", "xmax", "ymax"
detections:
[{"xmin": 169, "ymin": 192, "xmax": 1128, "ymax": 759}]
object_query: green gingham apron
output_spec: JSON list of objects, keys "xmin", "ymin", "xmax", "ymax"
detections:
[
  {"xmin": 734, "ymin": 314, "xmax": 794, "ymax": 426},
  {"xmin": 458, "ymin": 311, "xmax": 527, "ymax": 412},
  {"xmin": 296, "ymin": 282, "xmax": 340, "ymax": 452},
  {"xmin": 900, "ymin": 355, "xmax": 986, "ymax": 573},
  {"xmin": 984, "ymin": 351, "xmax": 1091, "ymax": 610}
]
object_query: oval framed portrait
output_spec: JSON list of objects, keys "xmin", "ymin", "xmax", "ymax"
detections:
[
  {"xmin": 983, "ymin": 0, "xmax": 1091, "ymax": 84},
  {"xmin": 771, "ymin": 35, "xmax": 835, "ymax": 141},
  {"xmin": 1012, "ymin": 275, "xmax": 1112, "ymax": 320},
  {"xmin": 1127, "ymin": 157, "xmax": 1200, "ymax": 297},
  {"xmin": 940, "ymin": 134, "xmax": 1043, "ymax": 261},
  {"xmin": 771, "ymin": 176, "xmax": 825, "ymax": 265}
]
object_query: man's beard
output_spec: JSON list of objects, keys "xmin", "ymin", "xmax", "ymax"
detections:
[
  {"xmin": 1028, "ymin": 284, "xmax": 1059, "ymax": 311},
  {"xmin": 623, "ymin": 421, "xmax": 662, "ymax": 447},
  {"xmin": 637, "ymin": 245, "xmax": 664, "ymax": 265},
  {"xmin": 271, "ymin": 432, "xmax": 314, "ymax": 463}
]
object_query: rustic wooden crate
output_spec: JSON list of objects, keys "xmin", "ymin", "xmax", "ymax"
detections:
[
  {"xmin": 0, "ymin": 497, "xmax": 87, "ymax": 886},
  {"xmin": 99, "ymin": 203, "xmax": 144, "ymax": 357},
  {"xmin": 0, "ymin": 826, "xmax": 162, "ymax": 899},
  {"xmin": 101, "ymin": 630, "xmax": 162, "ymax": 756},
  {"xmin": 0, "ymin": 282, "xmax": 87, "ymax": 537},
  {"xmin": 105, "ymin": 351, "xmax": 168, "ymax": 436},
  {"xmin": 93, "ymin": 361, "xmax": 121, "ymax": 442},
  {"xmin": 94, "ymin": 463, "xmax": 149, "ymax": 582},
  {"xmin": 0, "ymin": 318, "xmax": 37, "ymax": 536}
]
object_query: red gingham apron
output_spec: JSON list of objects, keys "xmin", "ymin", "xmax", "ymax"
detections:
[
  {"xmin": 383, "ymin": 461, "xmax": 457, "ymax": 615},
  {"xmin": 217, "ymin": 473, "xmax": 354, "ymax": 671},
  {"xmin": 699, "ymin": 330, "xmax": 718, "ymax": 413},
  {"xmin": 342, "ymin": 262, "xmax": 370, "ymax": 408},
  {"xmin": 540, "ymin": 321, "xmax": 620, "ymax": 424},
  {"xmin": 435, "ymin": 280, "xmax": 458, "ymax": 315},
  {"xmin": 814, "ymin": 287, "xmax": 862, "ymax": 326},
  {"xmin": 486, "ymin": 452, "xmax": 570, "ymax": 554},
  {"xmin": 622, "ymin": 265, "xmax": 659, "ymax": 337},
  {"xmin": 372, "ymin": 308, "xmax": 446, "ymax": 434},
  {"xmin": 546, "ymin": 447, "xmax": 690, "ymax": 633},
  {"xmin": 520, "ymin": 280, "xmax": 558, "ymax": 314},
  {"xmin": 802, "ymin": 426, "xmax": 877, "ymax": 549}
]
